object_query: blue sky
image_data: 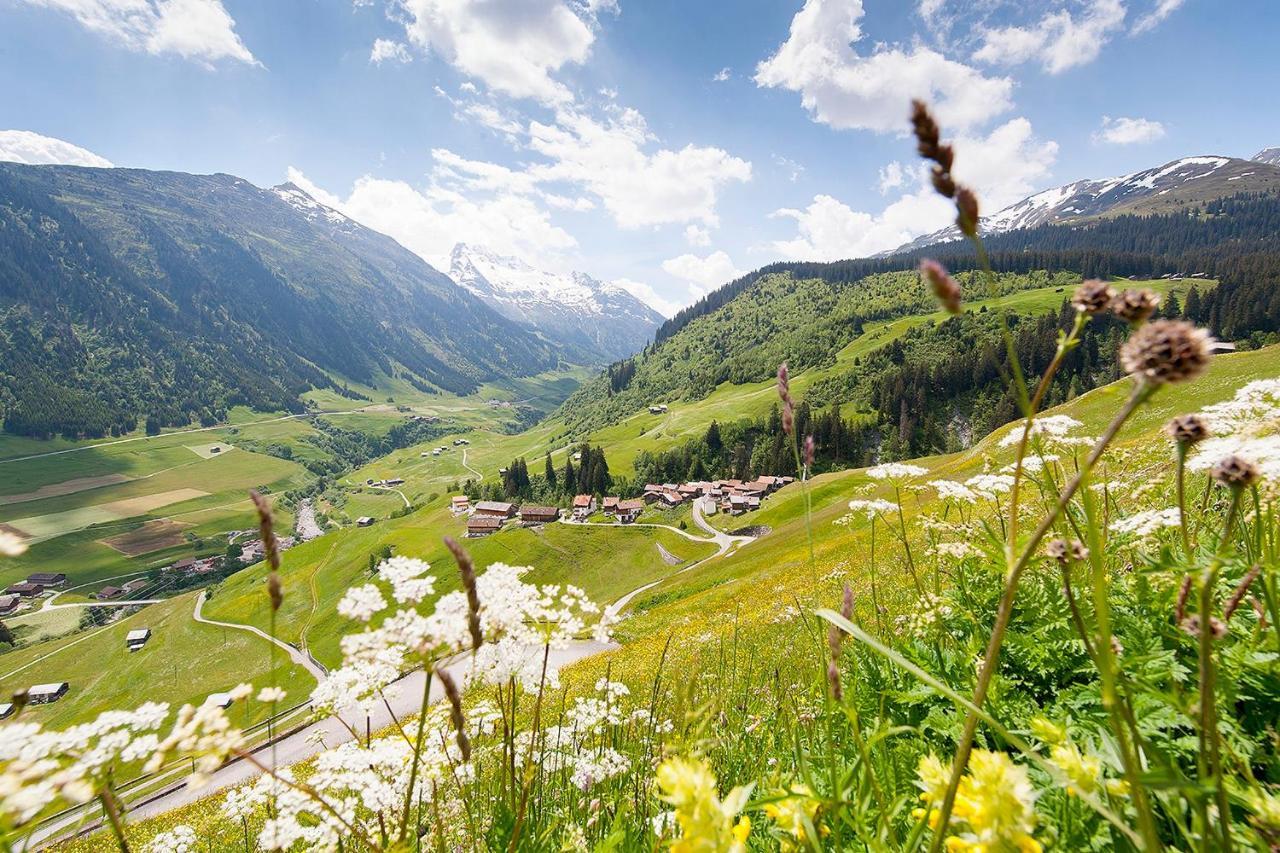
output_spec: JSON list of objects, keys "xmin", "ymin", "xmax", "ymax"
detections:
[{"xmin": 2, "ymin": 0, "xmax": 1278, "ymax": 315}]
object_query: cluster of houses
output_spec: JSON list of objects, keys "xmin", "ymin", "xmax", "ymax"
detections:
[
  {"xmin": 460, "ymin": 495, "xmax": 647, "ymax": 537},
  {"xmin": 94, "ymin": 577, "xmax": 152, "ymax": 601},
  {"xmin": 0, "ymin": 572, "xmax": 69, "ymax": 613},
  {"xmin": 642, "ymin": 476, "xmax": 794, "ymax": 516}
]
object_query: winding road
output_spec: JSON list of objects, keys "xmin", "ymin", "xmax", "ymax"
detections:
[{"xmin": 192, "ymin": 591, "xmax": 328, "ymax": 682}]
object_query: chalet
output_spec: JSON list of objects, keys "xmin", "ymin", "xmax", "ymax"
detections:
[
  {"xmin": 172, "ymin": 557, "xmax": 196, "ymax": 572},
  {"xmin": 700, "ymin": 497, "xmax": 718, "ymax": 515},
  {"xmin": 642, "ymin": 484, "xmax": 663, "ymax": 504},
  {"xmin": 28, "ymin": 682, "xmax": 69, "ymax": 705},
  {"xmin": 385, "ymin": 478, "xmax": 405, "ymax": 486},
  {"xmin": 0, "ymin": 594, "xmax": 19, "ymax": 615},
  {"xmin": 126, "ymin": 628, "xmax": 152, "ymax": 651},
  {"xmin": 26, "ymin": 572, "xmax": 67, "ymax": 587},
  {"xmin": 747, "ymin": 496, "xmax": 762, "ymax": 511},
  {"xmin": 356, "ymin": 516, "xmax": 375, "ymax": 527},
  {"xmin": 0, "ymin": 703, "xmax": 13, "ymax": 720},
  {"xmin": 96, "ymin": 586, "xmax": 123, "ymax": 600},
  {"xmin": 473, "ymin": 501, "xmax": 516, "ymax": 519},
  {"xmin": 648, "ymin": 404, "xmax": 669, "ymax": 415},
  {"xmin": 5, "ymin": 582, "xmax": 42, "ymax": 598},
  {"xmin": 660, "ymin": 491, "xmax": 684, "ymax": 507},
  {"xmin": 602, "ymin": 496, "xmax": 620, "ymax": 513},
  {"xmin": 572, "ymin": 494, "xmax": 595, "ymax": 520},
  {"xmin": 662, "ymin": 483, "xmax": 679, "ymax": 492},
  {"xmin": 728, "ymin": 495, "xmax": 748, "ymax": 516},
  {"xmin": 519, "ymin": 506, "xmax": 561, "ymax": 526},
  {"xmin": 450, "ymin": 496, "xmax": 471, "ymax": 515},
  {"xmin": 466, "ymin": 516, "xmax": 504, "ymax": 537},
  {"xmin": 616, "ymin": 499, "xmax": 645, "ymax": 524},
  {"xmin": 741, "ymin": 481, "xmax": 769, "ymax": 496},
  {"xmin": 678, "ymin": 484, "xmax": 700, "ymax": 499}
]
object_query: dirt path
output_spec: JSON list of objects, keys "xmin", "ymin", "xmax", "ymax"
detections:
[{"xmin": 192, "ymin": 592, "xmax": 326, "ymax": 682}]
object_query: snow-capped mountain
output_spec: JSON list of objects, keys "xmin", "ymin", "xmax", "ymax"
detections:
[
  {"xmin": 448, "ymin": 243, "xmax": 663, "ymax": 363},
  {"xmin": 1254, "ymin": 147, "xmax": 1280, "ymax": 166},
  {"xmin": 891, "ymin": 154, "xmax": 1280, "ymax": 255}
]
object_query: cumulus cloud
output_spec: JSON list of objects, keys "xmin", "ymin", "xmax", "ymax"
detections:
[
  {"xmin": 0, "ymin": 129, "xmax": 114, "ymax": 167},
  {"xmin": 684, "ymin": 224, "xmax": 712, "ymax": 246},
  {"xmin": 611, "ymin": 277, "xmax": 683, "ymax": 317},
  {"xmin": 527, "ymin": 107, "xmax": 752, "ymax": 228},
  {"xmin": 755, "ymin": 0, "xmax": 1013, "ymax": 133},
  {"xmin": 370, "ymin": 38, "xmax": 412, "ymax": 64},
  {"xmin": 20, "ymin": 0, "xmax": 257, "ymax": 65},
  {"xmin": 877, "ymin": 161, "xmax": 907, "ymax": 194},
  {"xmin": 391, "ymin": 0, "xmax": 615, "ymax": 104},
  {"xmin": 973, "ymin": 0, "xmax": 1127, "ymax": 74},
  {"xmin": 769, "ymin": 117, "xmax": 1057, "ymax": 260},
  {"xmin": 1093, "ymin": 115, "xmax": 1166, "ymax": 144},
  {"xmin": 712, "ymin": 67, "xmax": 731, "ymax": 82},
  {"xmin": 286, "ymin": 166, "xmax": 577, "ymax": 271},
  {"xmin": 661, "ymin": 250, "xmax": 743, "ymax": 290}
]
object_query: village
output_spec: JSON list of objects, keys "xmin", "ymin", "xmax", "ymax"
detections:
[{"xmin": 451, "ymin": 474, "xmax": 794, "ymax": 537}]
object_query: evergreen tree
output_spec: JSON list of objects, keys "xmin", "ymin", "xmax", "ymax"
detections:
[{"xmin": 544, "ymin": 453, "xmax": 557, "ymax": 489}]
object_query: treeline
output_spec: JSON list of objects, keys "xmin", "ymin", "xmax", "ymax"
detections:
[
  {"xmin": 263, "ymin": 417, "xmax": 450, "ymax": 477},
  {"xmin": 633, "ymin": 406, "xmax": 875, "ymax": 486},
  {"xmin": 467, "ymin": 442, "xmax": 614, "ymax": 504}
]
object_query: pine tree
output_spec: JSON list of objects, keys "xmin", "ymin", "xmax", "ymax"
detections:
[{"xmin": 544, "ymin": 453, "xmax": 557, "ymax": 489}]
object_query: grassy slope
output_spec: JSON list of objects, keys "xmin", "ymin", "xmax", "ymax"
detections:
[
  {"xmin": 202, "ymin": 503, "xmax": 717, "ymax": 668},
  {"xmin": 0, "ymin": 592, "xmax": 313, "ymax": 730}
]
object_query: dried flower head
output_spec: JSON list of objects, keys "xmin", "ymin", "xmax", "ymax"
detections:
[
  {"xmin": 1225, "ymin": 564, "xmax": 1262, "ymax": 622},
  {"xmin": 920, "ymin": 259, "xmax": 962, "ymax": 313},
  {"xmin": 803, "ymin": 435, "xmax": 815, "ymax": 468},
  {"xmin": 1211, "ymin": 454, "xmax": 1260, "ymax": 489},
  {"xmin": 910, "ymin": 100, "xmax": 944, "ymax": 167},
  {"xmin": 434, "ymin": 666, "xmax": 471, "ymax": 761},
  {"xmin": 777, "ymin": 363, "xmax": 794, "ymax": 436},
  {"xmin": 249, "ymin": 490, "xmax": 280, "ymax": 571},
  {"xmin": 267, "ymin": 572, "xmax": 283, "ymax": 612},
  {"xmin": 1165, "ymin": 413, "xmax": 1210, "ymax": 446},
  {"xmin": 1070, "ymin": 280, "xmax": 1115, "ymax": 315},
  {"xmin": 1119, "ymin": 319, "xmax": 1213, "ymax": 385},
  {"xmin": 1180, "ymin": 614, "xmax": 1227, "ymax": 640},
  {"xmin": 1112, "ymin": 288, "xmax": 1160, "ymax": 325},
  {"xmin": 1046, "ymin": 538, "xmax": 1088, "ymax": 564},
  {"xmin": 955, "ymin": 187, "xmax": 979, "ymax": 237},
  {"xmin": 444, "ymin": 536, "xmax": 483, "ymax": 652}
]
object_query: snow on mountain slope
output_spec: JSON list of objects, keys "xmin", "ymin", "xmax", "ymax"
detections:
[
  {"xmin": 891, "ymin": 155, "xmax": 1280, "ymax": 255},
  {"xmin": 449, "ymin": 244, "xmax": 663, "ymax": 363},
  {"xmin": 1254, "ymin": 147, "xmax": 1280, "ymax": 166}
]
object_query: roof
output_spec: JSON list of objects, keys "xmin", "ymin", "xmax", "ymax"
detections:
[
  {"xmin": 126, "ymin": 629, "xmax": 151, "ymax": 641},
  {"xmin": 474, "ymin": 501, "xmax": 514, "ymax": 514},
  {"xmin": 662, "ymin": 491, "xmax": 684, "ymax": 503},
  {"xmin": 26, "ymin": 573, "xmax": 66, "ymax": 583},
  {"xmin": 451, "ymin": 495, "xmax": 470, "ymax": 504},
  {"xmin": 573, "ymin": 494, "xmax": 593, "ymax": 507},
  {"xmin": 644, "ymin": 484, "xmax": 662, "ymax": 492},
  {"xmin": 467, "ymin": 516, "xmax": 504, "ymax": 529},
  {"xmin": 5, "ymin": 582, "xmax": 41, "ymax": 594},
  {"xmin": 29, "ymin": 682, "xmax": 68, "ymax": 695},
  {"xmin": 520, "ymin": 505, "xmax": 560, "ymax": 519},
  {"xmin": 98, "ymin": 586, "xmax": 122, "ymax": 596},
  {"xmin": 618, "ymin": 499, "xmax": 645, "ymax": 511},
  {"xmin": 602, "ymin": 497, "xmax": 620, "ymax": 507}
]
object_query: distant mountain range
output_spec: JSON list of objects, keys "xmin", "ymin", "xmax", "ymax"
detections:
[
  {"xmin": 448, "ymin": 243, "xmax": 663, "ymax": 363},
  {"xmin": 0, "ymin": 164, "xmax": 567, "ymax": 437},
  {"xmin": 892, "ymin": 149, "xmax": 1280, "ymax": 254}
]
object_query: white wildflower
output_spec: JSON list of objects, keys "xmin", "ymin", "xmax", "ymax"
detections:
[
  {"xmin": 965, "ymin": 473, "xmax": 1015, "ymax": 498},
  {"xmin": 1110, "ymin": 507, "xmax": 1181, "ymax": 539},
  {"xmin": 256, "ymin": 687, "xmax": 286, "ymax": 703},
  {"xmin": 999, "ymin": 414, "xmax": 1083, "ymax": 448},
  {"xmin": 866, "ymin": 462, "xmax": 927, "ymax": 481},
  {"xmin": 144, "ymin": 825, "xmax": 197, "ymax": 853},
  {"xmin": 377, "ymin": 556, "xmax": 436, "ymax": 604},
  {"xmin": 847, "ymin": 498, "xmax": 897, "ymax": 518},
  {"xmin": 338, "ymin": 584, "xmax": 386, "ymax": 621},
  {"xmin": 929, "ymin": 480, "xmax": 979, "ymax": 503}
]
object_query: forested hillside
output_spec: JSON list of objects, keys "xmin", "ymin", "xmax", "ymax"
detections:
[{"xmin": 0, "ymin": 165, "xmax": 562, "ymax": 439}]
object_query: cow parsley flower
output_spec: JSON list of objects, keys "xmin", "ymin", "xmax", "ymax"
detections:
[
  {"xmin": 998, "ymin": 415, "xmax": 1083, "ymax": 449},
  {"xmin": 1110, "ymin": 507, "xmax": 1181, "ymax": 539},
  {"xmin": 338, "ymin": 584, "xmax": 386, "ymax": 621},
  {"xmin": 965, "ymin": 473, "xmax": 1015, "ymax": 498},
  {"xmin": 866, "ymin": 463, "xmax": 927, "ymax": 481},
  {"xmin": 143, "ymin": 825, "xmax": 197, "ymax": 853}
]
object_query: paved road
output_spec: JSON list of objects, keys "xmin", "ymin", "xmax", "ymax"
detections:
[
  {"xmin": 369, "ymin": 484, "xmax": 411, "ymax": 508},
  {"xmin": 192, "ymin": 592, "xmax": 328, "ymax": 682}
]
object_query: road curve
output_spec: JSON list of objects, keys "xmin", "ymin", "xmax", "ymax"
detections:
[{"xmin": 192, "ymin": 592, "xmax": 328, "ymax": 682}]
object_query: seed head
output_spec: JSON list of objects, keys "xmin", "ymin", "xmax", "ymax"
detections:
[
  {"xmin": 1112, "ymin": 288, "xmax": 1161, "ymax": 325},
  {"xmin": 434, "ymin": 666, "xmax": 471, "ymax": 761},
  {"xmin": 1211, "ymin": 454, "xmax": 1260, "ymax": 489},
  {"xmin": 1070, "ymin": 280, "xmax": 1115, "ymax": 315},
  {"xmin": 249, "ymin": 490, "xmax": 280, "ymax": 571},
  {"xmin": 1119, "ymin": 319, "xmax": 1213, "ymax": 385},
  {"xmin": 803, "ymin": 435, "xmax": 815, "ymax": 468},
  {"xmin": 1175, "ymin": 574, "xmax": 1192, "ymax": 623},
  {"xmin": 920, "ymin": 259, "xmax": 962, "ymax": 313},
  {"xmin": 910, "ymin": 100, "xmax": 943, "ymax": 162},
  {"xmin": 267, "ymin": 572, "xmax": 283, "ymax": 612},
  {"xmin": 778, "ymin": 363, "xmax": 794, "ymax": 436},
  {"xmin": 955, "ymin": 187, "xmax": 980, "ymax": 237},
  {"xmin": 1179, "ymin": 614, "xmax": 1227, "ymax": 640},
  {"xmin": 931, "ymin": 166, "xmax": 956, "ymax": 199},
  {"xmin": 1225, "ymin": 564, "xmax": 1262, "ymax": 622},
  {"xmin": 444, "ymin": 536, "xmax": 483, "ymax": 651},
  {"xmin": 1164, "ymin": 413, "xmax": 1210, "ymax": 446},
  {"xmin": 1046, "ymin": 538, "xmax": 1088, "ymax": 564}
]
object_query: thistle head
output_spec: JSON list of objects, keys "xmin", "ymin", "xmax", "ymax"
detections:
[
  {"xmin": 919, "ymin": 259, "xmax": 962, "ymax": 314},
  {"xmin": 1211, "ymin": 454, "xmax": 1260, "ymax": 490},
  {"xmin": 1112, "ymin": 288, "xmax": 1161, "ymax": 325},
  {"xmin": 1165, "ymin": 413, "xmax": 1210, "ymax": 447},
  {"xmin": 1070, "ymin": 280, "xmax": 1115, "ymax": 315},
  {"xmin": 1119, "ymin": 319, "xmax": 1213, "ymax": 385}
]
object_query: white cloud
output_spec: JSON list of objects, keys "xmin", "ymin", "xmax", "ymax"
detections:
[
  {"xmin": 1093, "ymin": 115, "xmax": 1166, "ymax": 145},
  {"xmin": 769, "ymin": 117, "xmax": 1057, "ymax": 260},
  {"xmin": 661, "ymin": 250, "xmax": 743, "ymax": 290},
  {"xmin": 973, "ymin": 0, "xmax": 1127, "ymax": 74},
  {"xmin": 21, "ymin": 0, "xmax": 257, "ymax": 65},
  {"xmin": 611, "ymin": 277, "xmax": 682, "ymax": 317},
  {"xmin": 286, "ymin": 166, "xmax": 577, "ymax": 271},
  {"xmin": 527, "ymin": 107, "xmax": 752, "ymax": 228},
  {"xmin": 1133, "ymin": 0, "xmax": 1185, "ymax": 34},
  {"xmin": 0, "ymin": 129, "xmax": 114, "ymax": 167},
  {"xmin": 392, "ymin": 0, "xmax": 615, "ymax": 104},
  {"xmin": 684, "ymin": 224, "xmax": 711, "ymax": 246},
  {"xmin": 773, "ymin": 154, "xmax": 805, "ymax": 182},
  {"xmin": 755, "ymin": 0, "xmax": 1013, "ymax": 133},
  {"xmin": 877, "ymin": 160, "xmax": 906, "ymax": 194},
  {"xmin": 712, "ymin": 67, "xmax": 731, "ymax": 82},
  {"xmin": 370, "ymin": 38, "xmax": 412, "ymax": 64}
]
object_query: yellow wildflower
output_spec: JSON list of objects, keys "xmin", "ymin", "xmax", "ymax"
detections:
[
  {"xmin": 656, "ymin": 755, "xmax": 753, "ymax": 853},
  {"xmin": 763, "ymin": 784, "xmax": 822, "ymax": 850},
  {"xmin": 932, "ymin": 750, "xmax": 1040, "ymax": 853},
  {"xmin": 1049, "ymin": 742, "xmax": 1101, "ymax": 796},
  {"xmin": 1029, "ymin": 717, "xmax": 1067, "ymax": 745}
]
